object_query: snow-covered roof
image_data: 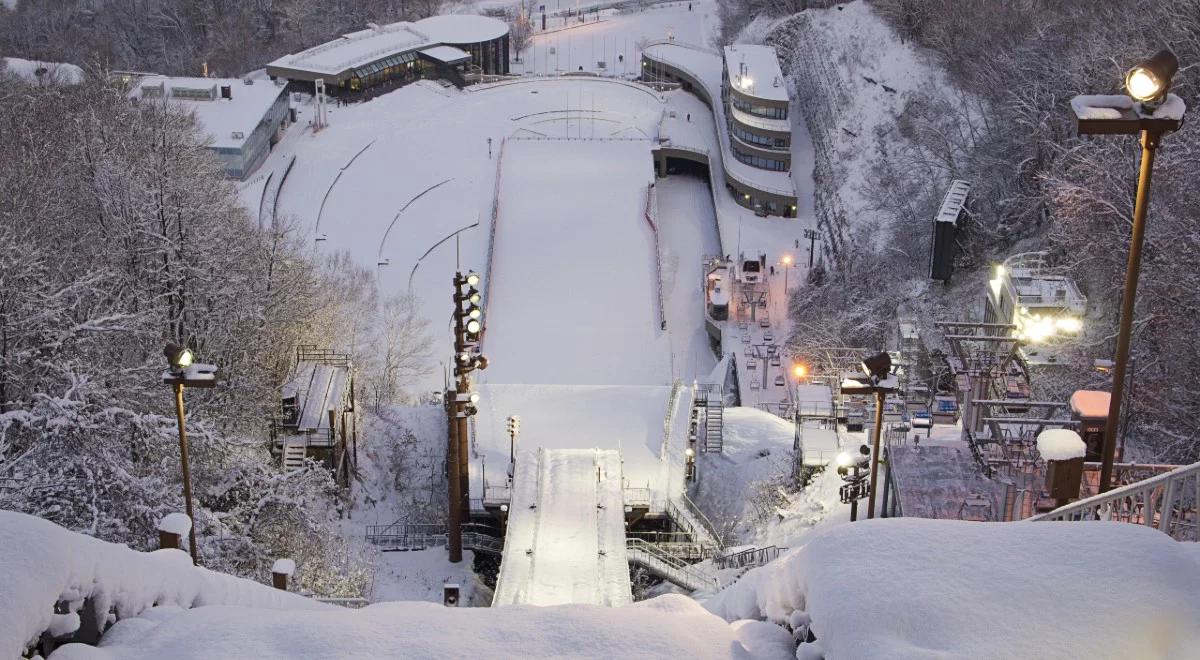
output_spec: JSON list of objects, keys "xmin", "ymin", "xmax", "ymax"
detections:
[
  {"xmin": 420, "ymin": 45, "xmax": 471, "ymax": 64},
  {"xmin": 131, "ymin": 76, "xmax": 286, "ymax": 151},
  {"xmin": 935, "ymin": 179, "xmax": 970, "ymax": 223},
  {"xmin": 282, "ymin": 361, "xmax": 350, "ymax": 433},
  {"xmin": 1069, "ymin": 390, "xmax": 1110, "ymax": 419},
  {"xmin": 2, "ymin": 56, "xmax": 83, "ymax": 85},
  {"xmin": 414, "ymin": 14, "xmax": 509, "ymax": 44},
  {"xmin": 723, "ymin": 45, "xmax": 787, "ymax": 102},
  {"xmin": 269, "ymin": 22, "xmax": 432, "ymax": 76}
]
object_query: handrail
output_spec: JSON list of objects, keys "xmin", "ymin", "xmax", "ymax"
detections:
[
  {"xmin": 644, "ymin": 183, "xmax": 667, "ymax": 331},
  {"xmin": 626, "ymin": 538, "xmax": 719, "ymax": 591},
  {"xmin": 713, "ymin": 545, "xmax": 785, "ymax": 570},
  {"xmin": 1030, "ymin": 460, "xmax": 1199, "ymax": 542},
  {"xmin": 679, "ymin": 492, "xmax": 726, "ymax": 550}
]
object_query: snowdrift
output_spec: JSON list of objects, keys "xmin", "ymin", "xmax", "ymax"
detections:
[
  {"xmin": 706, "ymin": 518, "xmax": 1200, "ymax": 659},
  {"xmin": 0, "ymin": 510, "xmax": 329, "ymax": 658}
]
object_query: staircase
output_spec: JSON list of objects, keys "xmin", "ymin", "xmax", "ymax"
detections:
[
  {"xmin": 626, "ymin": 538, "xmax": 720, "ymax": 592},
  {"xmin": 695, "ymin": 384, "xmax": 724, "ymax": 454},
  {"xmin": 282, "ymin": 440, "xmax": 307, "ymax": 471},
  {"xmin": 365, "ymin": 522, "xmax": 505, "ymax": 555}
]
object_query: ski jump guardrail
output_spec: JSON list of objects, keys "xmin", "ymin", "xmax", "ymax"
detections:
[
  {"xmin": 1030, "ymin": 460, "xmax": 1199, "ymax": 541},
  {"xmin": 644, "ymin": 183, "xmax": 668, "ymax": 331},
  {"xmin": 480, "ymin": 137, "xmax": 507, "ymax": 349}
]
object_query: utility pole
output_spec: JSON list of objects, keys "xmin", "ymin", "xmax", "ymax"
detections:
[
  {"xmin": 803, "ymin": 229, "xmax": 819, "ymax": 268},
  {"xmin": 448, "ymin": 272, "xmax": 488, "ymax": 563}
]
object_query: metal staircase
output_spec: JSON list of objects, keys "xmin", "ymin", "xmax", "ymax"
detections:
[
  {"xmin": 364, "ymin": 522, "xmax": 505, "ymax": 554},
  {"xmin": 626, "ymin": 538, "xmax": 720, "ymax": 592},
  {"xmin": 282, "ymin": 440, "xmax": 307, "ymax": 471},
  {"xmin": 694, "ymin": 384, "xmax": 724, "ymax": 454}
]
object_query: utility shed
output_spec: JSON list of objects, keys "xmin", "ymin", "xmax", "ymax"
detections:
[
  {"xmin": 885, "ymin": 443, "xmax": 1008, "ymax": 521},
  {"xmin": 274, "ymin": 346, "xmax": 357, "ymax": 487}
]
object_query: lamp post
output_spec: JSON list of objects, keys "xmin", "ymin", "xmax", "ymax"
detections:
[
  {"xmin": 1069, "ymin": 49, "xmax": 1185, "ymax": 492},
  {"xmin": 449, "ymin": 272, "xmax": 488, "ymax": 563},
  {"xmin": 790, "ymin": 363, "xmax": 808, "ymax": 486},
  {"xmin": 836, "ymin": 447, "xmax": 870, "ymax": 522},
  {"xmin": 161, "ymin": 343, "xmax": 218, "ymax": 565},
  {"xmin": 840, "ymin": 352, "xmax": 896, "ymax": 519}
]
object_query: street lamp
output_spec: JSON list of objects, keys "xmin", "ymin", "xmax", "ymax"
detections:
[
  {"xmin": 836, "ymin": 445, "xmax": 870, "ymax": 522},
  {"xmin": 161, "ymin": 343, "xmax": 218, "ymax": 565},
  {"xmin": 1069, "ymin": 49, "xmax": 1185, "ymax": 493},
  {"xmin": 840, "ymin": 352, "xmax": 896, "ymax": 519}
]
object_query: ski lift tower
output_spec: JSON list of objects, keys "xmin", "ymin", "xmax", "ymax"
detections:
[{"xmin": 934, "ymin": 321, "xmax": 1022, "ymax": 444}]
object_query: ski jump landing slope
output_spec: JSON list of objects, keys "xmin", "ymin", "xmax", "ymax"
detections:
[{"xmin": 493, "ymin": 448, "xmax": 632, "ymax": 607}]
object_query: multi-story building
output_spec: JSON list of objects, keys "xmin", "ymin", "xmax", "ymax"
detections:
[{"xmin": 721, "ymin": 45, "xmax": 791, "ymax": 174}]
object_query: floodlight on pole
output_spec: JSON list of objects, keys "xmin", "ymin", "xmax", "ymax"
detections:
[
  {"xmin": 1125, "ymin": 49, "xmax": 1178, "ymax": 105},
  {"xmin": 1069, "ymin": 48, "xmax": 1185, "ymax": 493},
  {"xmin": 466, "ymin": 319, "xmax": 482, "ymax": 335},
  {"xmin": 465, "ymin": 272, "xmax": 481, "ymax": 286},
  {"xmin": 792, "ymin": 363, "xmax": 808, "ymax": 379},
  {"xmin": 164, "ymin": 343, "xmax": 194, "ymax": 370},
  {"xmin": 861, "ymin": 351, "xmax": 892, "ymax": 383}
]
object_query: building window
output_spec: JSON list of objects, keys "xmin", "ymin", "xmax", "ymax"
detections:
[
  {"xmin": 730, "ymin": 123, "xmax": 787, "ymax": 150},
  {"xmin": 730, "ymin": 95, "xmax": 787, "ymax": 120},
  {"xmin": 731, "ymin": 146, "xmax": 787, "ymax": 171}
]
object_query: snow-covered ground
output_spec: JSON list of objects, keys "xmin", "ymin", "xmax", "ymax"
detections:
[
  {"xmin": 2, "ymin": 56, "xmax": 83, "ymax": 84},
  {"xmin": 50, "ymin": 594, "xmax": 793, "ymax": 660},
  {"xmin": 511, "ymin": 1, "xmax": 719, "ymax": 77},
  {"xmin": 708, "ymin": 518, "xmax": 1200, "ymax": 660},
  {"xmin": 482, "ymin": 139, "xmax": 666, "ymax": 386}
]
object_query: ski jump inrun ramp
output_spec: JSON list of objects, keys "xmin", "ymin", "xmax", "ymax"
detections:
[{"xmin": 492, "ymin": 448, "xmax": 633, "ymax": 607}]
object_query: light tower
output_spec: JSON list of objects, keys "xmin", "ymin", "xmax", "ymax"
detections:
[{"xmin": 448, "ymin": 271, "xmax": 488, "ymax": 563}]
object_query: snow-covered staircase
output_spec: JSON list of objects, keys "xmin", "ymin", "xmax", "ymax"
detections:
[
  {"xmin": 626, "ymin": 538, "xmax": 720, "ymax": 592},
  {"xmin": 695, "ymin": 384, "xmax": 724, "ymax": 453},
  {"xmin": 282, "ymin": 441, "xmax": 307, "ymax": 471}
]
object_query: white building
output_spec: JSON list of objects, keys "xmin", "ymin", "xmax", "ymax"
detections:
[{"xmin": 130, "ymin": 76, "xmax": 291, "ymax": 180}]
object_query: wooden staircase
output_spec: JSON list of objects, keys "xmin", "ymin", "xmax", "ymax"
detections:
[{"xmin": 282, "ymin": 440, "xmax": 307, "ymax": 471}]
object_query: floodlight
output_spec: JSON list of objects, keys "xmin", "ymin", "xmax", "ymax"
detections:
[
  {"xmin": 475, "ymin": 355, "xmax": 489, "ymax": 370},
  {"xmin": 457, "ymin": 352, "xmax": 472, "ymax": 363},
  {"xmin": 469, "ymin": 392, "xmax": 480, "ymax": 404},
  {"xmin": 465, "ymin": 272, "xmax": 481, "ymax": 286},
  {"xmin": 468, "ymin": 290, "xmax": 482, "ymax": 304},
  {"xmin": 685, "ymin": 447, "xmax": 696, "ymax": 458},
  {"xmin": 782, "ymin": 255, "xmax": 793, "ymax": 266},
  {"xmin": 861, "ymin": 352, "xmax": 891, "ymax": 382},
  {"xmin": 1055, "ymin": 317, "xmax": 1082, "ymax": 333},
  {"xmin": 466, "ymin": 319, "xmax": 482, "ymax": 334},
  {"xmin": 792, "ymin": 364, "xmax": 808, "ymax": 379},
  {"xmin": 468, "ymin": 307, "xmax": 482, "ymax": 320},
  {"xmin": 1126, "ymin": 50, "xmax": 1178, "ymax": 104},
  {"xmin": 835, "ymin": 452, "xmax": 852, "ymax": 468},
  {"xmin": 164, "ymin": 343, "xmax": 194, "ymax": 369}
]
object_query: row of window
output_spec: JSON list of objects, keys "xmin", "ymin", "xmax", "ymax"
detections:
[
  {"xmin": 731, "ymin": 95, "xmax": 787, "ymax": 120},
  {"xmin": 727, "ymin": 184, "xmax": 785, "ymax": 215},
  {"xmin": 353, "ymin": 52, "xmax": 417, "ymax": 80},
  {"xmin": 730, "ymin": 122, "xmax": 787, "ymax": 150},
  {"xmin": 731, "ymin": 146, "xmax": 788, "ymax": 171}
]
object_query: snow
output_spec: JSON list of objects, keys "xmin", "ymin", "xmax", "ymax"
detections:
[
  {"xmin": 269, "ymin": 23, "xmax": 431, "ymax": 75},
  {"xmin": 1069, "ymin": 94, "xmax": 1133, "ymax": 120},
  {"xmin": 0, "ymin": 511, "xmax": 329, "ymax": 658},
  {"xmin": 415, "ymin": 14, "xmax": 509, "ymax": 44},
  {"xmin": 47, "ymin": 594, "xmax": 791, "ymax": 660},
  {"xmin": 271, "ymin": 558, "xmax": 296, "ymax": 576},
  {"xmin": 1037, "ymin": 428, "xmax": 1086, "ymax": 461},
  {"xmin": 724, "ymin": 45, "xmax": 788, "ymax": 102},
  {"xmin": 469, "ymin": 384, "xmax": 689, "ymax": 507},
  {"xmin": 156, "ymin": 513, "xmax": 192, "ymax": 536},
  {"xmin": 482, "ymin": 139, "xmax": 667, "ymax": 386},
  {"xmin": 1151, "ymin": 93, "xmax": 1187, "ymax": 120},
  {"xmin": 493, "ymin": 448, "xmax": 632, "ymax": 606},
  {"xmin": 2, "ymin": 56, "xmax": 83, "ymax": 85},
  {"xmin": 131, "ymin": 76, "xmax": 286, "ymax": 150},
  {"xmin": 707, "ymin": 518, "xmax": 1200, "ymax": 659},
  {"xmin": 420, "ymin": 45, "xmax": 472, "ymax": 63}
]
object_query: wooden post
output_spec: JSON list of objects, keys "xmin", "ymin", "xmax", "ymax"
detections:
[
  {"xmin": 271, "ymin": 558, "xmax": 295, "ymax": 591},
  {"xmin": 157, "ymin": 513, "xmax": 191, "ymax": 551}
]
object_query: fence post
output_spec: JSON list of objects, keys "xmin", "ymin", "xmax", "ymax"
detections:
[
  {"xmin": 157, "ymin": 513, "xmax": 191, "ymax": 551},
  {"xmin": 271, "ymin": 558, "xmax": 296, "ymax": 591}
]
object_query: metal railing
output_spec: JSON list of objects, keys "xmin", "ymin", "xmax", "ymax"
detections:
[
  {"xmin": 1029, "ymin": 460, "xmax": 1199, "ymax": 541},
  {"xmin": 365, "ymin": 522, "xmax": 505, "ymax": 554},
  {"xmin": 713, "ymin": 545, "xmax": 785, "ymax": 570},
  {"xmin": 674, "ymin": 493, "xmax": 726, "ymax": 550},
  {"xmin": 624, "ymin": 487, "xmax": 652, "ymax": 507},
  {"xmin": 626, "ymin": 538, "xmax": 720, "ymax": 592}
]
